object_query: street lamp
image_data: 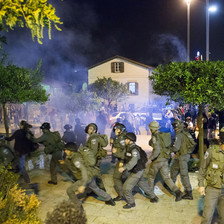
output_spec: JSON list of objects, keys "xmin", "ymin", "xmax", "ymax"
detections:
[
  {"xmin": 206, "ymin": 0, "xmax": 217, "ymax": 61},
  {"xmin": 185, "ymin": 0, "xmax": 191, "ymax": 62}
]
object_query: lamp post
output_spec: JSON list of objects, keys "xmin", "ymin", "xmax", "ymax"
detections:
[
  {"xmin": 186, "ymin": 0, "xmax": 191, "ymax": 62},
  {"xmin": 206, "ymin": 0, "xmax": 217, "ymax": 61}
]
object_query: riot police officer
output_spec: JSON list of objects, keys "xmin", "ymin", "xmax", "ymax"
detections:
[
  {"xmin": 119, "ymin": 132, "xmax": 152, "ymax": 209},
  {"xmin": 85, "ymin": 123, "xmax": 108, "ymax": 190},
  {"xmin": 31, "ymin": 122, "xmax": 64, "ymax": 185},
  {"xmin": 147, "ymin": 121, "xmax": 182, "ymax": 202},
  {"xmin": 62, "ymin": 143, "xmax": 115, "ymax": 207},
  {"xmin": 111, "ymin": 123, "xmax": 127, "ymax": 201},
  {"xmin": 198, "ymin": 128, "xmax": 224, "ymax": 224},
  {"xmin": 170, "ymin": 119, "xmax": 194, "ymax": 200}
]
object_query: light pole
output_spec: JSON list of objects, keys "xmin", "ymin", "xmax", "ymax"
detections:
[
  {"xmin": 206, "ymin": 0, "xmax": 217, "ymax": 61},
  {"xmin": 186, "ymin": 0, "xmax": 191, "ymax": 62}
]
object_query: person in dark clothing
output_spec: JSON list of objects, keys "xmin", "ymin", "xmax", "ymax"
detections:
[
  {"xmin": 5, "ymin": 120, "xmax": 36, "ymax": 183},
  {"xmin": 62, "ymin": 124, "xmax": 76, "ymax": 144},
  {"xmin": 74, "ymin": 118, "xmax": 86, "ymax": 148},
  {"xmin": 215, "ymin": 109, "xmax": 224, "ymax": 131},
  {"xmin": 185, "ymin": 109, "xmax": 192, "ymax": 121},
  {"xmin": 207, "ymin": 112, "xmax": 216, "ymax": 140}
]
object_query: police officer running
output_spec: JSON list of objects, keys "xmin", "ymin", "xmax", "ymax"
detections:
[
  {"xmin": 119, "ymin": 132, "xmax": 152, "ymax": 209},
  {"xmin": 85, "ymin": 123, "xmax": 107, "ymax": 191},
  {"xmin": 198, "ymin": 127, "xmax": 224, "ymax": 224},
  {"xmin": 62, "ymin": 143, "xmax": 115, "ymax": 207},
  {"xmin": 170, "ymin": 120, "xmax": 194, "ymax": 200},
  {"xmin": 111, "ymin": 123, "xmax": 127, "ymax": 201},
  {"xmin": 147, "ymin": 121, "xmax": 182, "ymax": 202},
  {"xmin": 31, "ymin": 122, "xmax": 64, "ymax": 185}
]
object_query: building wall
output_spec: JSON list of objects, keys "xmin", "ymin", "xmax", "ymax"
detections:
[{"xmin": 88, "ymin": 58, "xmax": 155, "ymax": 110}]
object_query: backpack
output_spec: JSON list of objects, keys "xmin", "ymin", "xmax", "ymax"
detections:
[
  {"xmin": 133, "ymin": 145, "xmax": 148, "ymax": 172},
  {"xmin": 78, "ymin": 147, "xmax": 96, "ymax": 167},
  {"xmin": 52, "ymin": 131, "xmax": 62, "ymax": 143},
  {"xmin": 96, "ymin": 134, "xmax": 108, "ymax": 159},
  {"xmin": 158, "ymin": 132, "xmax": 172, "ymax": 159},
  {"xmin": 182, "ymin": 131, "xmax": 197, "ymax": 154}
]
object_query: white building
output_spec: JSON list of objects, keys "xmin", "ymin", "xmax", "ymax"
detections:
[{"xmin": 88, "ymin": 55, "xmax": 158, "ymax": 111}]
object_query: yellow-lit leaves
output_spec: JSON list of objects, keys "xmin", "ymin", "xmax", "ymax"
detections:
[{"xmin": 0, "ymin": 0, "xmax": 63, "ymax": 44}]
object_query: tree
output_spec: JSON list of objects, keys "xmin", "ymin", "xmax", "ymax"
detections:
[
  {"xmin": 0, "ymin": 0, "xmax": 62, "ymax": 44},
  {"xmin": 89, "ymin": 77, "xmax": 129, "ymax": 113},
  {"xmin": 0, "ymin": 57, "xmax": 48, "ymax": 136},
  {"xmin": 150, "ymin": 60, "xmax": 224, "ymax": 166}
]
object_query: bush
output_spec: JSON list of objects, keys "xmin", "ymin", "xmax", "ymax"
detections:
[
  {"xmin": 0, "ymin": 166, "xmax": 40, "ymax": 224},
  {"xmin": 45, "ymin": 200, "xmax": 87, "ymax": 224}
]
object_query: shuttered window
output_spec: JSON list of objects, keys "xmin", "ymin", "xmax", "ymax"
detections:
[
  {"xmin": 127, "ymin": 82, "xmax": 138, "ymax": 95},
  {"xmin": 111, "ymin": 62, "xmax": 124, "ymax": 73}
]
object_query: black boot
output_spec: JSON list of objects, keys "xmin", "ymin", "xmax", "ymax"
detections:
[
  {"xmin": 48, "ymin": 180, "xmax": 57, "ymax": 185},
  {"xmin": 123, "ymin": 203, "xmax": 136, "ymax": 209},
  {"xmin": 174, "ymin": 190, "xmax": 182, "ymax": 202},
  {"xmin": 30, "ymin": 183, "xmax": 39, "ymax": 195},
  {"xmin": 150, "ymin": 196, "xmax": 159, "ymax": 203},
  {"xmin": 182, "ymin": 191, "xmax": 193, "ymax": 200},
  {"xmin": 105, "ymin": 199, "xmax": 116, "ymax": 206}
]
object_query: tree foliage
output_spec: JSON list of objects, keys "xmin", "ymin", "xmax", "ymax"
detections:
[
  {"xmin": 150, "ymin": 60, "xmax": 224, "ymax": 165},
  {"xmin": 0, "ymin": 59, "xmax": 48, "ymax": 104},
  {"xmin": 0, "ymin": 57, "xmax": 48, "ymax": 135},
  {"xmin": 0, "ymin": 0, "xmax": 62, "ymax": 44},
  {"xmin": 89, "ymin": 77, "xmax": 129, "ymax": 112}
]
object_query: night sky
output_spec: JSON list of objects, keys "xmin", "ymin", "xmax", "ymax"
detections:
[{"xmin": 2, "ymin": 0, "xmax": 224, "ymax": 85}]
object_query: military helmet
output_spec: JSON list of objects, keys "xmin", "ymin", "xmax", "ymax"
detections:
[
  {"xmin": 85, "ymin": 123, "xmax": 98, "ymax": 133},
  {"xmin": 172, "ymin": 119, "xmax": 184, "ymax": 130},
  {"xmin": 148, "ymin": 121, "xmax": 160, "ymax": 130},
  {"xmin": 40, "ymin": 122, "xmax": 51, "ymax": 130},
  {"xmin": 113, "ymin": 122, "xmax": 126, "ymax": 132},
  {"xmin": 64, "ymin": 124, "xmax": 73, "ymax": 130},
  {"xmin": 125, "ymin": 132, "xmax": 136, "ymax": 142}
]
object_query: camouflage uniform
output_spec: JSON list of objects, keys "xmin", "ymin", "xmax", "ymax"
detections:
[
  {"xmin": 198, "ymin": 145, "xmax": 224, "ymax": 224},
  {"xmin": 66, "ymin": 148, "xmax": 113, "ymax": 206},
  {"xmin": 32, "ymin": 130, "xmax": 64, "ymax": 183},
  {"xmin": 122, "ymin": 143, "xmax": 151, "ymax": 206},
  {"xmin": 86, "ymin": 132, "xmax": 107, "ymax": 190},
  {"xmin": 170, "ymin": 129, "xmax": 193, "ymax": 193},
  {"xmin": 112, "ymin": 132, "xmax": 127, "ymax": 198},
  {"xmin": 148, "ymin": 130, "xmax": 182, "ymax": 201}
]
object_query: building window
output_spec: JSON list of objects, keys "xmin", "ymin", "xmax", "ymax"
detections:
[
  {"xmin": 127, "ymin": 82, "xmax": 138, "ymax": 95},
  {"xmin": 111, "ymin": 62, "xmax": 124, "ymax": 73}
]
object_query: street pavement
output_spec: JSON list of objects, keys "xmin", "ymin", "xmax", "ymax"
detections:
[{"xmin": 28, "ymin": 133, "xmax": 206, "ymax": 224}]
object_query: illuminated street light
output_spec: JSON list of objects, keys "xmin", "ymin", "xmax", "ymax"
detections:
[
  {"xmin": 206, "ymin": 0, "xmax": 217, "ymax": 61},
  {"xmin": 185, "ymin": 0, "xmax": 191, "ymax": 62}
]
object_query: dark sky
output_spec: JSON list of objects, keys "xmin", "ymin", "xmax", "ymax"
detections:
[{"xmin": 3, "ymin": 0, "xmax": 224, "ymax": 85}]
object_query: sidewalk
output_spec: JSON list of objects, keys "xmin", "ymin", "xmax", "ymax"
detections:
[{"xmin": 30, "ymin": 133, "xmax": 203, "ymax": 224}]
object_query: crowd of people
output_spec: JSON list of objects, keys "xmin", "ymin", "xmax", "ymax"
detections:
[{"xmin": 0, "ymin": 106, "xmax": 224, "ymax": 224}]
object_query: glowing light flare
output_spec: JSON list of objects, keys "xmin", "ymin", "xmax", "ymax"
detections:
[
  {"xmin": 208, "ymin": 6, "xmax": 217, "ymax": 12},
  {"xmin": 185, "ymin": 0, "xmax": 192, "ymax": 5}
]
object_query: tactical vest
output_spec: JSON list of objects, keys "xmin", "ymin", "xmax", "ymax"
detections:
[
  {"xmin": 206, "ymin": 145, "xmax": 224, "ymax": 188},
  {"xmin": 86, "ymin": 133, "xmax": 107, "ymax": 159},
  {"xmin": 124, "ymin": 144, "xmax": 147, "ymax": 173},
  {"xmin": 68, "ymin": 148, "xmax": 99, "ymax": 180},
  {"xmin": 43, "ymin": 131, "xmax": 64, "ymax": 154},
  {"xmin": 113, "ymin": 133, "xmax": 126, "ymax": 160},
  {"xmin": 156, "ymin": 132, "xmax": 171, "ymax": 160}
]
